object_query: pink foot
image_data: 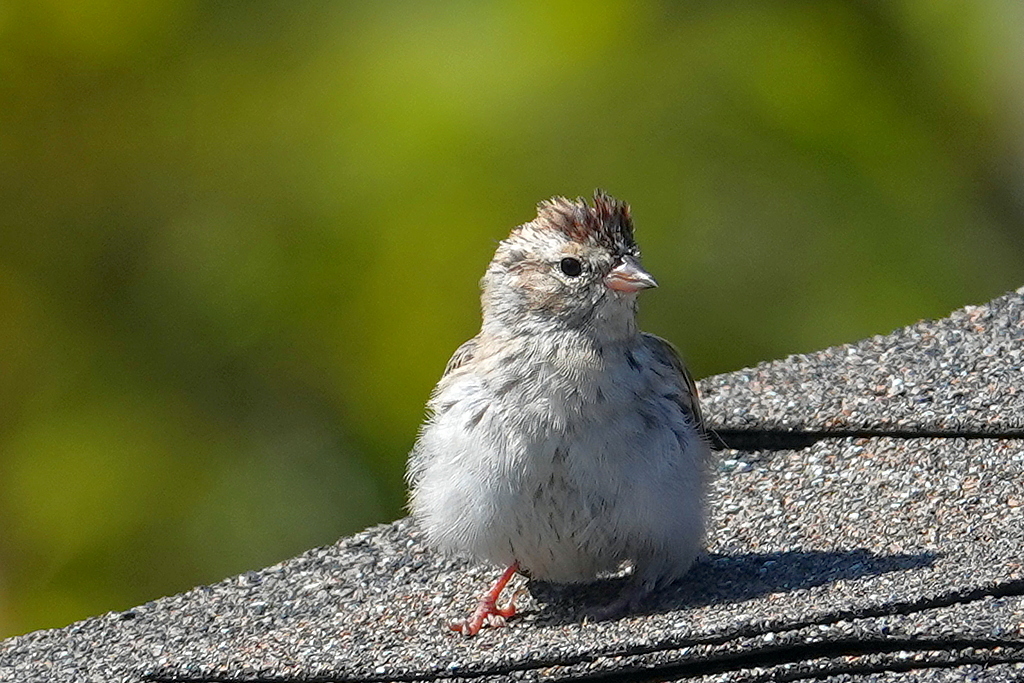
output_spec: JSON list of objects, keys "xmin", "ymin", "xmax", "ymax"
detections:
[{"xmin": 450, "ymin": 563, "xmax": 520, "ymax": 636}]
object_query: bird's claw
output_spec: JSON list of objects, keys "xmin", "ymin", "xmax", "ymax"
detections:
[{"xmin": 449, "ymin": 598, "xmax": 516, "ymax": 636}]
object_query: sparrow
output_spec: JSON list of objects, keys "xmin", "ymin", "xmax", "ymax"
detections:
[{"xmin": 407, "ymin": 190, "xmax": 711, "ymax": 635}]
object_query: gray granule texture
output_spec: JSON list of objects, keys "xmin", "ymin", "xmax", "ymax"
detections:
[
  {"xmin": 699, "ymin": 285, "xmax": 1024, "ymax": 436},
  {"xmin": 818, "ymin": 663, "xmax": 1024, "ymax": 683},
  {"xmin": 3, "ymin": 289, "xmax": 1024, "ymax": 682}
]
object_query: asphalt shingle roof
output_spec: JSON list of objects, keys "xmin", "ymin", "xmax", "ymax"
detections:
[
  {"xmin": 700, "ymin": 289, "xmax": 1024, "ymax": 439},
  {"xmin": 3, "ymin": 286, "xmax": 1024, "ymax": 683}
]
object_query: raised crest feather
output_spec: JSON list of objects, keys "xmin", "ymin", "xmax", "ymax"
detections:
[{"xmin": 534, "ymin": 190, "xmax": 638, "ymax": 256}]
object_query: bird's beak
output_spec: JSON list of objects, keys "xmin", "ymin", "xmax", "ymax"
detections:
[{"xmin": 605, "ymin": 256, "xmax": 658, "ymax": 293}]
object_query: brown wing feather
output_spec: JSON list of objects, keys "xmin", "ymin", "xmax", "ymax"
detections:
[
  {"xmin": 641, "ymin": 333, "xmax": 707, "ymax": 438},
  {"xmin": 442, "ymin": 336, "xmax": 479, "ymax": 378}
]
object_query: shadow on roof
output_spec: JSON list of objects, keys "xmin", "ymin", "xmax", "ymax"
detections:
[{"xmin": 528, "ymin": 548, "xmax": 937, "ymax": 625}]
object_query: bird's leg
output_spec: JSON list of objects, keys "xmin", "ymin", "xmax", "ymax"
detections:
[
  {"xmin": 590, "ymin": 576, "xmax": 652, "ymax": 622},
  {"xmin": 450, "ymin": 562, "xmax": 520, "ymax": 636}
]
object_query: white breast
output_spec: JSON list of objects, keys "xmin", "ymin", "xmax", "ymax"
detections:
[{"xmin": 408, "ymin": 336, "xmax": 708, "ymax": 585}]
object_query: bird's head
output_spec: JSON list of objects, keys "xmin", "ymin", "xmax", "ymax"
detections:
[{"xmin": 481, "ymin": 190, "xmax": 657, "ymax": 340}]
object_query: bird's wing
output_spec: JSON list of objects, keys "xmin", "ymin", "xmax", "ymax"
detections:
[
  {"xmin": 641, "ymin": 332, "xmax": 707, "ymax": 438},
  {"xmin": 441, "ymin": 335, "xmax": 479, "ymax": 378},
  {"xmin": 406, "ymin": 336, "xmax": 480, "ymax": 486}
]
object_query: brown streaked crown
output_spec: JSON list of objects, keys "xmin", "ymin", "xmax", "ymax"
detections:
[{"xmin": 534, "ymin": 190, "xmax": 638, "ymax": 256}]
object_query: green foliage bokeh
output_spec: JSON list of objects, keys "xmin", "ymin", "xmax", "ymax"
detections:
[{"xmin": 1, "ymin": 1, "xmax": 1022, "ymax": 637}]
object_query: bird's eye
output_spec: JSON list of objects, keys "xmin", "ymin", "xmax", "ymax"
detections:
[{"xmin": 559, "ymin": 257, "xmax": 583, "ymax": 277}]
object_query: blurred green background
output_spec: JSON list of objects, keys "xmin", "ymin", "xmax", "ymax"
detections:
[{"xmin": 1, "ymin": 0, "xmax": 1022, "ymax": 638}]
